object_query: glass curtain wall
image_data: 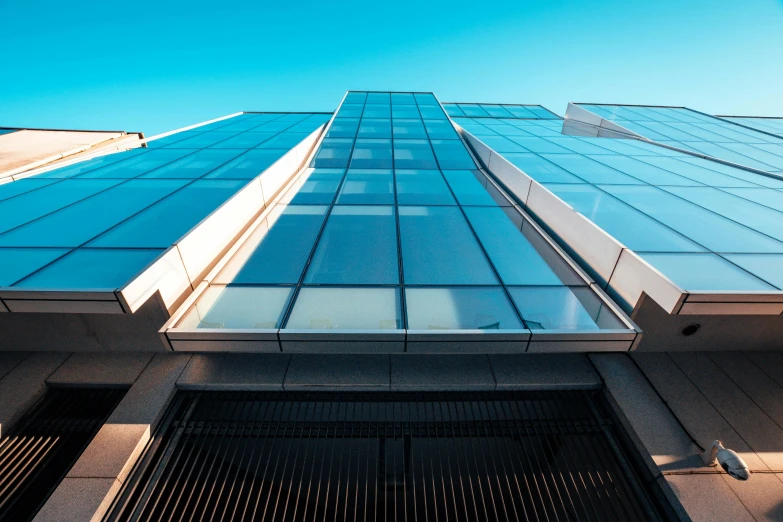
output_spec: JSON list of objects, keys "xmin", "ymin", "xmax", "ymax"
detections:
[
  {"xmin": 0, "ymin": 113, "xmax": 330, "ymax": 289},
  {"xmin": 578, "ymin": 105, "xmax": 783, "ymax": 175},
  {"xmin": 457, "ymin": 116, "xmax": 783, "ymax": 292},
  {"xmin": 179, "ymin": 92, "xmax": 626, "ymax": 333},
  {"xmin": 443, "ymin": 103, "xmax": 559, "ymax": 119},
  {"xmin": 719, "ymin": 116, "xmax": 783, "ymax": 139}
]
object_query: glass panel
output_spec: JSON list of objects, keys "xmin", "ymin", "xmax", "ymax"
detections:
[
  {"xmin": 392, "ymin": 106, "xmax": 420, "ymax": 119},
  {"xmin": 0, "ymin": 179, "xmax": 58, "ymax": 202},
  {"xmin": 208, "ymin": 132, "xmax": 275, "ymax": 149},
  {"xmin": 398, "ymin": 206, "xmax": 497, "ymax": 284},
  {"xmin": 34, "ymin": 148, "xmax": 146, "ymax": 178},
  {"xmin": 602, "ymin": 185, "xmax": 783, "ymax": 253},
  {"xmin": 460, "ymin": 105, "xmax": 489, "ymax": 117},
  {"xmin": 413, "ymin": 93, "xmax": 438, "ymax": 106},
  {"xmin": 542, "ymin": 154, "xmax": 641, "ymax": 184},
  {"xmin": 723, "ymin": 254, "xmax": 783, "ymax": 290},
  {"xmin": 503, "ymin": 153, "xmax": 585, "ymax": 183},
  {"xmin": 418, "ymin": 106, "xmax": 447, "ymax": 120},
  {"xmin": 441, "ymin": 170, "xmax": 501, "ymax": 206},
  {"xmin": 463, "ymin": 207, "xmax": 565, "ymax": 285},
  {"xmin": 350, "ymin": 139, "xmax": 393, "ymax": 169},
  {"xmin": 336, "ymin": 169, "xmax": 394, "ymax": 205},
  {"xmin": 0, "ymin": 179, "xmax": 188, "ymax": 247},
  {"xmin": 76, "ymin": 149, "xmax": 193, "ymax": 179},
  {"xmin": 357, "ymin": 119, "xmax": 392, "ymax": 139},
  {"xmin": 431, "ymin": 140, "xmax": 476, "ymax": 169},
  {"xmin": 366, "ymin": 92, "xmax": 391, "ymax": 105},
  {"xmin": 591, "ymin": 155, "xmax": 700, "ymax": 186},
  {"xmin": 405, "ymin": 287, "xmax": 523, "ymax": 330},
  {"xmin": 326, "ymin": 118, "xmax": 360, "ymax": 138},
  {"xmin": 284, "ymin": 169, "xmax": 344, "ymax": 205},
  {"xmin": 0, "ymin": 179, "xmax": 121, "ymax": 235},
  {"xmin": 256, "ymin": 133, "xmax": 309, "ymax": 150},
  {"xmin": 480, "ymin": 105, "xmax": 514, "ymax": 118},
  {"xmin": 305, "ymin": 206, "xmax": 398, "ymax": 284},
  {"xmin": 89, "ymin": 180, "xmax": 246, "ymax": 248},
  {"xmin": 636, "ymin": 156, "xmax": 760, "ymax": 188},
  {"xmin": 311, "ymin": 138, "xmax": 353, "ymax": 168},
  {"xmin": 286, "ymin": 287, "xmax": 401, "ymax": 329},
  {"xmin": 162, "ymin": 132, "xmax": 240, "ymax": 148},
  {"xmin": 547, "ymin": 184, "xmax": 706, "ymax": 252},
  {"xmin": 178, "ymin": 286, "xmax": 292, "ymax": 329},
  {"xmin": 640, "ymin": 253, "xmax": 776, "ymax": 291},
  {"xmin": 204, "ymin": 149, "xmax": 287, "ymax": 179},
  {"xmin": 509, "ymin": 287, "xmax": 624, "ymax": 330},
  {"xmin": 392, "ymin": 120, "xmax": 427, "ymax": 139},
  {"xmin": 221, "ymin": 205, "xmax": 328, "ymax": 284},
  {"xmin": 423, "ymin": 120, "xmax": 458, "ymax": 139},
  {"xmin": 362, "ymin": 106, "xmax": 391, "ymax": 119},
  {"xmin": 395, "ymin": 169, "xmax": 455, "ymax": 205},
  {"xmin": 139, "ymin": 149, "xmax": 241, "ymax": 179},
  {"xmin": 336, "ymin": 105, "xmax": 363, "ymax": 118},
  {"xmin": 393, "ymin": 139, "xmax": 438, "ymax": 169},
  {"xmin": 0, "ymin": 248, "xmax": 69, "ymax": 286},
  {"xmin": 391, "ymin": 93, "xmax": 416, "ymax": 105},
  {"xmin": 13, "ymin": 248, "xmax": 163, "ymax": 289}
]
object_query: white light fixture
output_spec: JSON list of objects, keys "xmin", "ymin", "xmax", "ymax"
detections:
[{"xmin": 702, "ymin": 440, "xmax": 749, "ymax": 481}]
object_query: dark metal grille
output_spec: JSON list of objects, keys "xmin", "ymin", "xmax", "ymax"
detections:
[
  {"xmin": 110, "ymin": 391, "xmax": 659, "ymax": 522},
  {"xmin": 0, "ymin": 387, "xmax": 126, "ymax": 522}
]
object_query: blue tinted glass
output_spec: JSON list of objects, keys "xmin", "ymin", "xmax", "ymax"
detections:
[
  {"xmin": 140, "ymin": 149, "xmax": 241, "ymax": 179},
  {"xmin": 503, "ymin": 153, "xmax": 585, "ymax": 183},
  {"xmin": 336, "ymin": 105, "xmax": 364, "ymax": 118},
  {"xmin": 13, "ymin": 248, "xmax": 163, "ymax": 289},
  {"xmin": 509, "ymin": 287, "xmax": 624, "ymax": 330},
  {"xmin": 231, "ymin": 205, "xmax": 328, "ymax": 284},
  {"xmin": 393, "ymin": 140, "xmax": 438, "ymax": 169},
  {"xmin": 602, "ymin": 185, "xmax": 783, "ymax": 253},
  {"xmin": 405, "ymin": 287, "xmax": 523, "ymax": 330},
  {"xmin": 287, "ymin": 170, "xmax": 344, "ymax": 204},
  {"xmin": 256, "ymin": 133, "xmax": 309, "ymax": 150},
  {"xmin": 305, "ymin": 206, "xmax": 398, "ymax": 284},
  {"xmin": 393, "ymin": 120, "xmax": 427, "ymax": 139},
  {"xmin": 479, "ymin": 135, "xmax": 529, "ymax": 153},
  {"xmin": 398, "ymin": 206, "xmax": 497, "ymax": 284},
  {"xmin": 350, "ymin": 139, "xmax": 393, "ymax": 169},
  {"xmin": 395, "ymin": 169, "xmax": 456, "ymax": 205},
  {"xmin": 363, "ymin": 106, "xmax": 391, "ymax": 119},
  {"xmin": 419, "ymin": 106, "xmax": 447, "ymax": 120},
  {"xmin": 641, "ymin": 253, "xmax": 775, "ymax": 291},
  {"xmin": 463, "ymin": 207, "xmax": 564, "ymax": 285},
  {"xmin": 443, "ymin": 104, "xmax": 466, "ymax": 117},
  {"xmin": 431, "ymin": 140, "xmax": 476, "ymax": 169},
  {"xmin": 0, "ymin": 179, "xmax": 121, "ymax": 235},
  {"xmin": 424, "ymin": 120, "xmax": 458, "ymax": 139},
  {"xmin": 635, "ymin": 156, "xmax": 760, "ymax": 187},
  {"xmin": 336, "ymin": 169, "xmax": 394, "ymax": 204},
  {"xmin": 591, "ymin": 155, "xmax": 699, "ymax": 186},
  {"xmin": 179, "ymin": 286, "xmax": 292, "ymax": 329},
  {"xmin": 208, "ymin": 132, "xmax": 275, "ymax": 149},
  {"xmin": 89, "ymin": 180, "xmax": 246, "ymax": 248},
  {"xmin": 0, "ymin": 179, "xmax": 188, "ymax": 247},
  {"xmin": 286, "ymin": 287, "xmax": 401, "ymax": 329},
  {"xmin": 504, "ymin": 106, "xmax": 537, "ymax": 118},
  {"xmin": 163, "ymin": 132, "xmax": 238, "ymax": 148},
  {"xmin": 327, "ymin": 118, "xmax": 360, "ymax": 138},
  {"xmin": 441, "ymin": 170, "xmax": 500, "ymax": 206},
  {"xmin": 481, "ymin": 105, "xmax": 514, "ymax": 118},
  {"xmin": 724, "ymin": 254, "xmax": 783, "ymax": 290},
  {"xmin": 413, "ymin": 93, "xmax": 439, "ymax": 106},
  {"xmin": 460, "ymin": 105, "xmax": 490, "ymax": 117},
  {"xmin": 546, "ymin": 184, "xmax": 705, "ymax": 252},
  {"xmin": 0, "ymin": 179, "xmax": 57, "ymax": 202},
  {"xmin": 311, "ymin": 138, "xmax": 353, "ymax": 168},
  {"xmin": 344, "ymin": 92, "xmax": 367, "ymax": 103},
  {"xmin": 34, "ymin": 149, "xmax": 147, "ymax": 178},
  {"xmin": 357, "ymin": 119, "xmax": 392, "ymax": 139},
  {"xmin": 0, "ymin": 248, "xmax": 68, "ymax": 286},
  {"xmin": 392, "ymin": 106, "xmax": 420, "ymax": 119},
  {"xmin": 76, "ymin": 149, "xmax": 192, "ymax": 179},
  {"xmin": 391, "ymin": 93, "xmax": 416, "ymax": 105},
  {"xmin": 366, "ymin": 92, "xmax": 391, "ymax": 105},
  {"xmin": 205, "ymin": 149, "xmax": 288, "ymax": 179},
  {"xmin": 542, "ymin": 154, "xmax": 641, "ymax": 184}
]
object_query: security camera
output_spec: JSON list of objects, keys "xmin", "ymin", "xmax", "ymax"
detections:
[{"xmin": 701, "ymin": 440, "xmax": 749, "ymax": 481}]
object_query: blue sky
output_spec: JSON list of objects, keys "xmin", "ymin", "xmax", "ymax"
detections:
[{"xmin": 2, "ymin": 0, "xmax": 782, "ymax": 135}]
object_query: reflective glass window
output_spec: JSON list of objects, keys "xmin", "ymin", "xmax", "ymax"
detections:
[
  {"xmin": 76, "ymin": 149, "xmax": 193, "ymax": 179},
  {"xmin": 13, "ymin": 248, "xmax": 163, "ymax": 289},
  {"xmin": 34, "ymin": 149, "xmax": 147, "ymax": 178},
  {"xmin": 641, "ymin": 253, "xmax": 776, "ymax": 291},
  {"xmin": 724, "ymin": 254, "xmax": 783, "ymax": 290},
  {"xmin": 311, "ymin": 138, "xmax": 353, "ymax": 168},
  {"xmin": 509, "ymin": 287, "xmax": 624, "ymax": 330},
  {"xmin": 391, "ymin": 93, "xmax": 416, "ymax": 105},
  {"xmin": 366, "ymin": 92, "xmax": 391, "ymax": 105},
  {"xmin": 140, "ymin": 149, "xmax": 242, "ymax": 179},
  {"xmin": 305, "ymin": 206, "xmax": 398, "ymax": 284},
  {"xmin": 363, "ymin": 106, "xmax": 391, "ymax": 119},
  {"xmin": 327, "ymin": 118, "xmax": 360, "ymax": 138},
  {"xmin": 162, "ymin": 132, "xmax": 239, "ymax": 148},
  {"xmin": 392, "ymin": 106, "xmax": 420, "ymax": 119},
  {"xmin": 256, "ymin": 133, "xmax": 309, "ymax": 150},
  {"xmin": 393, "ymin": 139, "xmax": 438, "ymax": 169},
  {"xmin": 209, "ymin": 132, "xmax": 275, "ymax": 149},
  {"xmin": 398, "ymin": 206, "xmax": 497, "ymax": 284},
  {"xmin": 441, "ymin": 170, "xmax": 501, "ymax": 206},
  {"xmin": 336, "ymin": 105, "xmax": 364, "ymax": 118},
  {"xmin": 424, "ymin": 120, "xmax": 458, "ymax": 139},
  {"xmin": 405, "ymin": 287, "xmax": 523, "ymax": 330},
  {"xmin": 336, "ymin": 169, "xmax": 394, "ymax": 204},
  {"xmin": 205, "ymin": 149, "xmax": 287, "ymax": 179},
  {"xmin": 350, "ymin": 139, "xmax": 393, "ymax": 169},
  {"xmin": 393, "ymin": 120, "xmax": 427, "ymax": 139},
  {"xmin": 0, "ymin": 248, "xmax": 68, "ymax": 286},
  {"xmin": 503, "ymin": 153, "xmax": 585, "ymax": 183},
  {"xmin": 419, "ymin": 106, "xmax": 447, "ymax": 120},
  {"xmin": 286, "ymin": 287, "xmax": 401, "ymax": 329},
  {"xmin": 542, "ymin": 154, "xmax": 641, "ymax": 184},
  {"xmin": 283, "ymin": 170, "xmax": 344, "ymax": 205},
  {"xmin": 431, "ymin": 140, "xmax": 476, "ymax": 169},
  {"xmin": 395, "ymin": 170, "xmax": 455, "ymax": 205},
  {"xmin": 357, "ymin": 119, "xmax": 392, "ymax": 139},
  {"xmin": 0, "ymin": 179, "xmax": 58, "ymax": 202},
  {"xmin": 178, "ymin": 286, "xmax": 292, "ymax": 329}
]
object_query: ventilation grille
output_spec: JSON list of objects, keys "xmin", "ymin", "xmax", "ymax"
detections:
[
  {"xmin": 110, "ymin": 391, "xmax": 658, "ymax": 522},
  {"xmin": 0, "ymin": 387, "xmax": 126, "ymax": 522}
]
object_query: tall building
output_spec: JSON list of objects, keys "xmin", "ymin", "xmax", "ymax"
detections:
[{"xmin": 1, "ymin": 92, "xmax": 782, "ymax": 521}]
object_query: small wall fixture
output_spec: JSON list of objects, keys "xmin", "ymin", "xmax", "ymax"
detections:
[
  {"xmin": 680, "ymin": 323, "xmax": 700, "ymax": 336},
  {"xmin": 701, "ymin": 440, "xmax": 749, "ymax": 480}
]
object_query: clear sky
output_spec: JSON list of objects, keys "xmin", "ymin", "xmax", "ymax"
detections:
[{"xmin": 2, "ymin": 0, "xmax": 782, "ymax": 136}]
